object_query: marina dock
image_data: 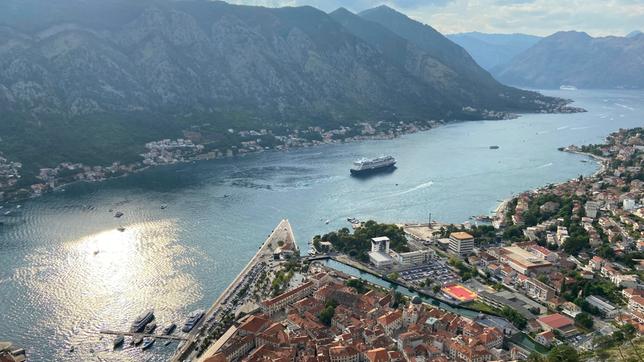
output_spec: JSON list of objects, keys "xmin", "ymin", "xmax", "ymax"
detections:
[
  {"xmin": 172, "ymin": 219, "xmax": 297, "ymax": 362},
  {"xmin": 99, "ymin": 330, "xmax": 187, "ymax": 341}
]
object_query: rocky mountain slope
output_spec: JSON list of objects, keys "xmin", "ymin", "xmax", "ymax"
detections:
[
  {"xmin": 493, "ymin": 31, "xmax": 644, "ymax": 89},
  {"xmin": 0, "ymin": 0, "xmax": 571, "ymax": 175},
  {"xmin": 447, "ymin": 32, "xmax": 542, "ymax": 70}
]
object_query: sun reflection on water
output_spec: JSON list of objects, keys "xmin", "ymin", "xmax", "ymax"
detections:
[{"xmin": 24, "ymin": 219, "xmax": 202, "ymax": 360}]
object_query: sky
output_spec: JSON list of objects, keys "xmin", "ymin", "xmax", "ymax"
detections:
[{"xmin": 225, "ymin": 0, "xmax": 644, "ymax": 37}]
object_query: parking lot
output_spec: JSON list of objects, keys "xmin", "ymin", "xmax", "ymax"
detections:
[{"xmin": 399, "ymin": 260, "xmax": 459, "ymax": 285}]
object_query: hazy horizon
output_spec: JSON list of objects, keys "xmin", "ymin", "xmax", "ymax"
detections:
[{"xmin": 226, "ymin": 0, "xmax": 643, "ymax": 37}]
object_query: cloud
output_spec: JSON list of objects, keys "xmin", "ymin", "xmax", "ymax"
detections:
[{"xmin": 227, "ymin": 0, "xmax": 644, "ymax": 36}]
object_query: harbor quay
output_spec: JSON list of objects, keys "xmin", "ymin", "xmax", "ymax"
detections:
[{"xmin": 172, "ymin": 219, "xmax": 299, "ymax": 362}]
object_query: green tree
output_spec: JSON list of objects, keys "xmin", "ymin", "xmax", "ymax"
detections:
[
  {"xmin": 346, "ymin": 279, "xmax": 368, "ymax": 294},
  {"xmin": 527, "ymin": 352, "xmax": 546, "ymax": 362},
  {"xmin": 547, "ymin": 344, "xmax": 579, "ymax": 362},
  {"xmin": 318, "ymin": 299, "xmax": 338, "ymax": 326},
  {"xmin": 500, "ymin": 306, "xmax": 527, "ymax": 329},
  {"xmin": 574, "ymin": 312, "xmax": 593, "ymax": 329},
  {"xmin": 387, "ymin": 272, "xmax": 400, "ymax": 281}
]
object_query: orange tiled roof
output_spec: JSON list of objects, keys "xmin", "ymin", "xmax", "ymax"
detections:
[
  {"xmin": 377, "ymin": 310, "xmax": 402, "ymax": 326},
  {"xmin": 537, "ymin": 313, "xmax": 574, "ymax": 329}
]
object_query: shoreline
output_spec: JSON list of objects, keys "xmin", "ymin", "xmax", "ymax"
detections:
[
  {"xmin": 491, "ymin": 145, "xmax": 608, "ymax": 227},
  {"xmin": 0, "ymin": 121, "xmax": 444, "ymax": 206},
  {"xmin": 0, "ymin": 96, "xmax": 585, "ymax": 206}
]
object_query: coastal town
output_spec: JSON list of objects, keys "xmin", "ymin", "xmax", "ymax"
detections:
[
  {"xmin": 155, "ymin": 127, "xmax": 642, "ymax": 362},
  {"xmin": 0, "ymin": 119, "xmax": 445, "ymax": 203},
  {"xmin": 1, "ymin": 128, "xmax": 641, "ymax": 362}
]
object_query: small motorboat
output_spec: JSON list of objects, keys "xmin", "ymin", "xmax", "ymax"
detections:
[
  {"xmin": 161, "ymin": 204, "xmax": 167, "ymax": 209},
  {"xmin": 141, "ymin": 337, "xmax": 155, "ymax": 350},
  {"xmin": 163, "ymin": 340, "xmax": 173, "ymax": 346},
  {"xmin": 113, "ymin": 335, "xmax": 125, "ymax": 348},
  {"xmin": 114, "ymin": 211, "xmax": 124, "ymax": 218},
  {"xmin": 117, "ymin": 226, "xmax": 126, "ymax": 232},
  {"xmin": 132, "ymin": 336, "xmax": 143, "ymax": 345},
  {"xmin": 162, "ymin": 323, "xmax": 176, "ymax": 335},
  {"xmin": 143, "ymin": 322, "xmax": 157, "ymax": 334}
]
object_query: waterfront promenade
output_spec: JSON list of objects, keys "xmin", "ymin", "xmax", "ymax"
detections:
[{"xmin": 172, "ymin": 219, "xmax": 296, "ymax": 362}]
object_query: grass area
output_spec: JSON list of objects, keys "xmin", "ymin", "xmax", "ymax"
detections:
[
  {"xmin": 463, "ymin": 300, "xmax": 498, "ymax": 314},
  {"xmin": 596, "ymin": 337, "xmax": 644, "ymax": 362}
]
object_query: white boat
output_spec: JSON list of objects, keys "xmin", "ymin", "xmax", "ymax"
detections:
[
  {"xmin": 559, "ymin": 85, "xmax": 578, "ymax": 91},
  {"xmin": 350, "ymin": 155, "xmax": 396, "ymax": 175}
]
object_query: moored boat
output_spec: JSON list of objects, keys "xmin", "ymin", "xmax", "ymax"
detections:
[
  {"xmin": 143, "ymin": 322, "xmax": 157, "ymax": 334},
  {"xmin": 162, "ymin": 323, "xmax": 176, "ymax": 335},
  {"xmin": 181, "ymin": 309, "xmax": 205, "ymax": 333},
  {"xmin": 141, "ymin": 337, "xmax": 155, "ymax": 350},
  {"xmin": 113, "ymin": 335, "xmax": 124, "ymax": 348},
  {"xmin": 130, "ymin": 309, "xmax": 155, "ymax": 333}
]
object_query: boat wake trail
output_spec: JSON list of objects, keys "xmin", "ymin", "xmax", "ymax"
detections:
[
  {"xmin": 537, "ymin": 162, "xmax": 553, "ymax": 169},
  {"xmin": 556, "ymin": 125, "xmax": 569, "ymax": 130},
  {"xmin": 392, "ymin": 181, "xmax": 434, "ymax": 197},
  {"xmin": 615, "ymin": 103, "xmax": 635, "ymax": 111}
]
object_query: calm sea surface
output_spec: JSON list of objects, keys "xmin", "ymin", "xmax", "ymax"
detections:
[{"xmin": 0, "ymin": 89, "xmax": 642, "ymax": 361}]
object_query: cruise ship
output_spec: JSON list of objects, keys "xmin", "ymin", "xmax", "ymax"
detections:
[{"xmin": 350, "ymin": 156, "xmax": 396, "ymax": 176}]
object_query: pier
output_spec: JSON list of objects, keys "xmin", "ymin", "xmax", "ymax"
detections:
[
  {"xmin": 172, "ymin": 219, "xmax": 297, "ymax": 362},
  {"xmin": 99, "ymin": 330, "xmax": 187, "ymax": 341}
]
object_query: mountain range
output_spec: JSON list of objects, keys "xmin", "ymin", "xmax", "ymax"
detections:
[
  {"xmin": 0, "ymin": 0, "xmax": 571, "ymax": 177},
  {"xmin": 447, "ymin": 32, "xmax": 542, "ymax": 70},
  {"xmin": 492, "ymin": 31, "xmax": 644, "ymax": 89}
]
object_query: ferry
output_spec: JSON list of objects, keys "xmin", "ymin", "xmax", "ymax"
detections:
[
  {"xmin": 181, "ymin": 309, "xmax": 205, "ymax": 333},
  {"xmin": 130, "ymin": 310, "xmax": 155, "ymax": 333},
  {"xmin": 350, "ymin": 156, "xmax": 396, "ymax": 176}
]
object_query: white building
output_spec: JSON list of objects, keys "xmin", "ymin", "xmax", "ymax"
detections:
[
  {"xmin": 623, "ymin": 198, "xmax": 637, "ymax": 211},
  {"xmin": 586, "ymin": 295, "xmax": 619, "ymax": 318},
  {"xmin": 371, "ymin": 236, "xmax": 390, "ymax": 253},
  {"xmin": 448, "ymin": 232, "xmax": 474, "ymax": 256},
  {"xmin": 369, "ymin": 251, "xmax": 393, "ymax": 268},
  {"xmin": 369, "ymin": 236, "xmax": 393, "ymax": 268},
  {"xmin": 394, "ymin": 249, "xmax": 434, "ymax": 267}
]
